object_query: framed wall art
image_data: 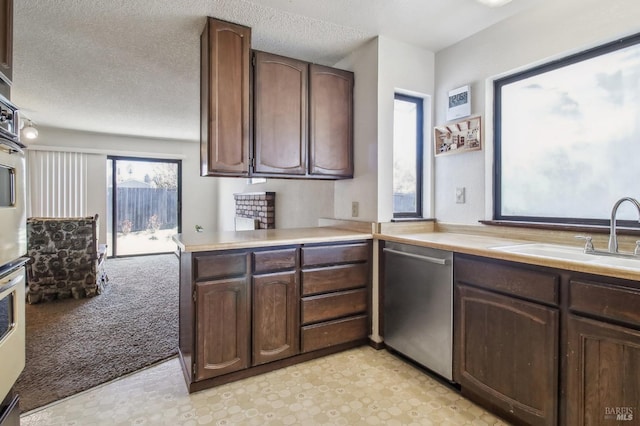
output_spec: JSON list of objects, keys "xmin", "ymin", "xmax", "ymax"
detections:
[
  {"xmin": 434, "ymin": 115, "xmax": 481, "ymax": 156},
  {"xmin": 446, "ymin": 85, "xmax": 471, "ymax": 121}
]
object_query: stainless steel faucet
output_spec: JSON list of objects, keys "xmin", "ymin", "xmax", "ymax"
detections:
[{"xmin": 608, "ymin": 197, "xmax": 640, "ymax": 253}]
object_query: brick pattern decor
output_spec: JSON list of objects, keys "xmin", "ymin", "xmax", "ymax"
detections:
[{"xmin": 234, "ymin": 192, "xmax": 276, "ymax": 229}]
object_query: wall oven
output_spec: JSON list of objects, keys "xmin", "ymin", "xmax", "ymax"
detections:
[
  {"xmin": 0, "ymin": 266, "xmax": 25, "ymax": 402},
  {"xmin": 0, "ymin": 93, "xmax": 26, "ymax": 425}
]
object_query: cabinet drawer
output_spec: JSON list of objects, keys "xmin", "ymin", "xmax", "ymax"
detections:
[
  {"xmin": 301, "ymin": 314, "xmax": 368, "ymax": 352},
  {"xmin": 455, "ymin": 255, "xmax": 559, "ymax": 306},
  {"xmin": 253, "ymin": 248, "xmax": 297, "ymax": 274},
  {"xmin": 194, "ymin": 252, "xmax": 248, "ymax": 281},
  {"xmin": 302, "ymin": 242, "xmax": 368, "ymax": 267},
  {"xmin": 301, "ymin": 288, "xmax": 367, "ymax": 325},
  {"xmin": 302, "ymin": 263, "xmax": 368, "ymax": 296},
  {"xmin": 570, "ymin": 280, "xmax": 640, "ymax": 327}
]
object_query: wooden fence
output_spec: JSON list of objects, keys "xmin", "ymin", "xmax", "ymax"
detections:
[{"xmin": 107, "ymin": 187, "xmax": 178, "ymax": 232}]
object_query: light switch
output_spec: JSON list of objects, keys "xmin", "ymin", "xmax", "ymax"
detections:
[
  {"xmin": 456, "ymin": 187, "xmax": 465, "ymax": 204},
  {"xmin": 352, "ymin": 201, "xmax": 359, "ymax": 217}
]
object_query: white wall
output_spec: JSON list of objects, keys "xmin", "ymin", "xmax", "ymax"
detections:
[
  {"xmin": 334, "ymin": 38, "xmax": 379, "ymax": 222},
  {"xmin": 334, "ymin": 36, "xmax": 435, "ymax": 223},
  {"xmin": 434, "ymin": 0, "xmax": 640, "ymax": 224},
  {"xmin": 377, "ymin": 36, "xmax": 435, "ymax": 221},
  {"xmin": 215, "ymin": 177, "xmax": 335, "ymax": 230},
  {"xmin": 26, "ymin": 126, "xmax": 218, "ymax": 243}
]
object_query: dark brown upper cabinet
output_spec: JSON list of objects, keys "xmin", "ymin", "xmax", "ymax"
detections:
[
  {"xmin": 199, "ymin": 17, "xmax": 354, "ymax": 180},
  {"xmin": 253, "ymin": 51, "xmax": 307, "ymax": 176},
  {"xmin": 200, "ymin": 17, "xmax": 251, "ymax": 176},
  {"xmin": 0, "ymin": 0, "xmax": 13, "ymax": 86},
  {"xmin": 309, "ymin": 64, "xmax": 354, "ymax": 178}
]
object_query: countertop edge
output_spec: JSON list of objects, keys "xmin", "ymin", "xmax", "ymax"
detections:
[
  {"xmin": 174, "ymin": 227, "xmax": 373, "ymax": 252},
  {"xmin": 375, "ymin": 232, "xmax": 640, "ymax": 282}
]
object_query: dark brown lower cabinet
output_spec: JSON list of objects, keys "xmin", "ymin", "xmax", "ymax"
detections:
[
  {"xmin": 195, "ymin": 277, "xmax": 250, "ymax": 381},
  {"xmin": 456, "ymin": 284, "xmax": 559, "ymax": 426},
  {"xmin": 252, "ymin": 271, "xmax": 299, "ymax": 365},
  {"xmin": 566, "ymin": 315, "xmax": 640, "ymax": 425},
  {"xmin": 454, "ymin": 253, "xmax": 640, "ymax": 426},
  {"xmin": 180, "ymin": 240, "xmax": 371, "ymax": 393}
]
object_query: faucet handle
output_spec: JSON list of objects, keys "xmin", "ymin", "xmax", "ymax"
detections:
[
  {"xmin": 635, "ymin": 240, "xmax": 640, "ymax": 256},
  {"xmin": 575, "ymin": 235, "xmax": 594, "ymax": 252}
]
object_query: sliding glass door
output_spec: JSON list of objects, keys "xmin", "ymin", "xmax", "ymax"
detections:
[{"xmin": 107, "ymin": 157, "xmax": 181, "ymax": 257}]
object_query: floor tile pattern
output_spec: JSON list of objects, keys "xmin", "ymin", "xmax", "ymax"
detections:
[{"xmin": 21, "ymin": 347, "xmax": 509, "ymax": 425}]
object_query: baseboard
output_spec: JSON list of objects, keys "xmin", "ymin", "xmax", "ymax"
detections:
[{"xmin": 368, "ymin": 338, "xmax": 385, "ymax": 350}]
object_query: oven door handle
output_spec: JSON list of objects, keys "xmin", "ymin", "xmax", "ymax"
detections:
[
  {"xmin": 0, "ymin": 274, "xmax": 23, "ymax": 294},
  {"xmin": 9, "ymin": 167, "xmax": 15, "ymax": 206},
  {"xmin": 0, "ymin": 138, "xmax": 25, "ymax": 154}
]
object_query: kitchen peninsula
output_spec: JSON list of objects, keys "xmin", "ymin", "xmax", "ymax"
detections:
[{"xmin": 173, "ymin": 225, "xmax": 374, "ymax": 393}]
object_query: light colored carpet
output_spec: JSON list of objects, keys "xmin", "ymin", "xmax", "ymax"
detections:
[{"xmin": 15, "ymin": 254, "xmax": 179, "ymax": 413}]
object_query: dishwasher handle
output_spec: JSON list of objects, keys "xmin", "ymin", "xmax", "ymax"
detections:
[{"xmin": 383, "ymin": 247, "xmax": 450, "ymax": 265}]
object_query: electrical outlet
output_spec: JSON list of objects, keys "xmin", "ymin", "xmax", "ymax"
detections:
[
  {"xmin": 456, "ymin": 187, "xmax": 466, "ymax": 204},
  {"xmin": 351, "ymin": 201, "xmax": 359, "ymax": 217}
]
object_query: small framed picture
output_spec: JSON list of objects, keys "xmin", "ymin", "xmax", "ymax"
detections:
[
  {"xmin": 447, "ymin": 85, "xmax": 471, "ymax": 121},
  {"xmin": 434, "ymin": 115, "xmax": 482, "ymax": 157}
]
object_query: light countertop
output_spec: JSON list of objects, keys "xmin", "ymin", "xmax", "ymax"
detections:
[
  {"xmin": 173, "ymin": 223, "xmax": 640, "ymax": 282},
  {"xmin": 173, "ymin": 226, "xmax": 373, "ymax": 252},
  {"xmin": 376, "ymin": 231, "xmax": 640, "ymax": 282}
]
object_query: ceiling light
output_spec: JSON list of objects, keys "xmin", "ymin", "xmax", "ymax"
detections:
[
  {"xmin": 476, "ymin": 0, "xmax": 513, "ymax": 7},
  {"xmin": 22, "ymin": 120, "xmax": 38, "ymax": 140}
]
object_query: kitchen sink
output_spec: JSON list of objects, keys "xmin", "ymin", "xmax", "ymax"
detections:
[
  {"xmin": 490, "ymin": 243, "xmax": 596, "ymax": 262},
  {"xmin": 491, "ymin": 243, "xmax": 640, "ymax": 270},
  {"xmin": 589, "ymin": 255, "xmax": 640, "ymax": 269}
]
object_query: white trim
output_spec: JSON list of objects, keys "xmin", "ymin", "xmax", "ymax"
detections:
[{"xmin": 25, "ymin": 144, "xmax": 187, "ymax": 160}]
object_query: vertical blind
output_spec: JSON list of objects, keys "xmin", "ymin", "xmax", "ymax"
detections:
[{"xmin": 27, "ymin": 150, "xmax": 88, "ymax": 217}]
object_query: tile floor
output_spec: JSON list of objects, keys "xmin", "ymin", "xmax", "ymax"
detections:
[{"xmin": 21, "ymin": 347, "xmax": 509, "ymax": 425}]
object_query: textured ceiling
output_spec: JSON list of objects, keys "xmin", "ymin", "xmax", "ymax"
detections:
[{"xmin": 11, "ymin": 0, "xmax": 542, "ymax": 142}]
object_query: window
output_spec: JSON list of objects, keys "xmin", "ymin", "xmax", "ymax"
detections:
[
  {"xmin": 393, "ymin": 94, "xmax": 423, "ymax": 218},
  {"xmin": 494, "ymin": 33, "xmax": 640, "ymax": 226}
]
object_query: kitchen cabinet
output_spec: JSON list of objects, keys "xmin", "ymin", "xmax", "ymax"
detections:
[
  {"xmin": 178, "ymin": 239, "xmax": 371, "ymax": 392},
  {"xmin": 0, "ymin": 0, "xmax": 12, "ymax": 86},
  {"xmin": 253, "ymin": 51, "xmax": 307, "ymax": 176},
  {"xmin": 195, "ymin": 277, "xmax": 250, "ymax": 380},
  {"xmin": 309, "ymin": 64, "xmax": 354, "ymax": 178},
  {"xmin": 252, "ymin": 248, "xmax": 299, "ymax": 365},
  {"xmin": 191, "ymin": 251, "xmax": 251, "ymax": 381},
  {"xmin": 565, "ymin": 278, "xmax": 640, "ymax": 425},
  {"xmin": 200, "ymin": 17, "xmax": 251, "ymax": 176},
  {"xmin": 300, "ymin": 242, "xmax": 369, "ymax": 352},
  {"xmin": 252, "ymin": 54, "xmax": 353, "ymax": 179},
  {"xmin": 199, "ymin": 17, "xmax": 353, "ymax": 179},
  {"xmin": 454, "ymin": 254, "xmax": 560, "ymax": 426}
]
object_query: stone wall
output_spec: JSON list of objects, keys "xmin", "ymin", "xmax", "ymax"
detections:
[{"xmin": 233, "ymin": 192, "xmax": 276, "ymax": 229}]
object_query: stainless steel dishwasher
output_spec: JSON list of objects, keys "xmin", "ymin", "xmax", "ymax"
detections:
[{"xmin": 383, "ymin": 241, "xmax": 453, "ymax": 381}]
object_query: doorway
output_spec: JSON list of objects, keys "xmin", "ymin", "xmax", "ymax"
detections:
[{"xmin": 107, "ymin": 157, "xmax": 181, "ymax": 257}]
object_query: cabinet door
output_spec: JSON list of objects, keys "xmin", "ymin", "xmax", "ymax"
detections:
[
  {"xmin": 200, "ymin": 18, "xmax": 251, "ymax": 176},
  {"xmin": 252, "ymin": 271, "xmax": 299, "ymax": 365},
  {"xmin": 254, "ymin": 51, "xmax": 307, "ymax": 176},
  {"xmin": 0, "ymin": 0, "xmax": 12, "ymax": 85},
  {"xmin": 195, "ymin": 277, "xmax": 250, "ymax": 381},
  {"xmin": 309, "ymin": 64, "xmax": 354, "ymax": 178},
  {"xmin": 566, "ymin": 315, "xmax": 640, "ymax": 425},
  {"xmin": 455, "ymin": 285, "xmax": 559, "ymax": 426}
]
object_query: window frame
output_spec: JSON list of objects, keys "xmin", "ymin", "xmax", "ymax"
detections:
[
  {"xmin": 393, "ymin": 93, "xmax": 424, "ymax": 219},
  {"xmin": 493, "ymin": 32, "xmax": 640, "ymax": 227}
]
